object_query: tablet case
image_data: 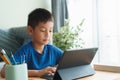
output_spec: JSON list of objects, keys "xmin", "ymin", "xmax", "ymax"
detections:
[{"xmin": 53, "ymin": 47, "xmax": 98, "ymax": 80}]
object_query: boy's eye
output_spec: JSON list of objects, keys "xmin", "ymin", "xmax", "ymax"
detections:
[
  {"xmin": 39, "ymin": 28, "xmax": 53, "ymax": 32},
  {"xmin": 49, "ymin": 30, "xmax": 53, "ymax": 32},
  {"xmin": 40, "ymin": 28, "xmax": 46, "ymax": 32}
]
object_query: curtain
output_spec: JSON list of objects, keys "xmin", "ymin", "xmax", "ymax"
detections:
[{"xmin": 52, "ymin": 0, "xmax": 68, "ymax": 32}]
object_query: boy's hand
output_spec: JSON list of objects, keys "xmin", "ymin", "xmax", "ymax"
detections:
[{"xmin": 41, "ymin": 66, "xmax": 57, "ymax": 76}]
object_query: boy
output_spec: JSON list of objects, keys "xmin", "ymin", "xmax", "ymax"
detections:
[{"xmin": 1, "ymin": 8, "xmax": 63, "ymax": 77}]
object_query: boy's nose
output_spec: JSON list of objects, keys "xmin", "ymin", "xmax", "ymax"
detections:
[{"xmin": 45, "ymin": 31, "xmax": 50, "ymax": 37}]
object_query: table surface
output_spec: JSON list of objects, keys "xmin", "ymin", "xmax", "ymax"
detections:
[{"xmin": 0, "ymin": 70, "xmax": 120, "ymax": 80}]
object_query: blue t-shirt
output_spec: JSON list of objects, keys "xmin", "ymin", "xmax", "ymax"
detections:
[{"xmin": 10, "ymin": 41, "xmax": 63, "ymax": 70}]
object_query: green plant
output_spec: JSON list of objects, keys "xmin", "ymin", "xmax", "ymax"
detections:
[{"xmin": 53, "ymin": 19, "xmax": 85, "ymax": 50}]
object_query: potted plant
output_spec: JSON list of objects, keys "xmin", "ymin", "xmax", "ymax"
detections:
[{"xmin": 53, "ymin": 19, "xmax": 85, "ymax": 50}]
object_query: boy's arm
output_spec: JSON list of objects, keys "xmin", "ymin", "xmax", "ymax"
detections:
[
  {"xmin": 1, "ymin": 67, "xmax": 43, "ymax": 77},
  {"xmin": 0, "ymin": 66, "xmax": 5, "ymax": 78},
  {"xmin": 0, "ymin": 67, "xmax": 43, "ymax": 78},
  {"xmin": 28, "ymin": 70, "xmax": 44, "ymax": 77},
  {"xmin": 0, "ymin": 66, "xmax": 57, "ymax": 77},
  {"xmin": 28, "ymin": 66, "xmax": 57, "ymax": 77}
]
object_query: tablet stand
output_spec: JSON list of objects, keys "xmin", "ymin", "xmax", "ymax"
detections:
[{"xmin": 53, "ymin": 64, "xmax": 95, "ymax": 80}]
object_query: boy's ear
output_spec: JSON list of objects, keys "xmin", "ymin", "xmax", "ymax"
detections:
[{"xmin": 27, "ymin": 26, "xmax": 33, "ymax": 35}]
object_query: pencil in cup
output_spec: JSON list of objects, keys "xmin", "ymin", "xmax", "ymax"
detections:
[
  {"xmin": 0, "ymin": 49, "xmax": 12, "ymax": 65},
  {"xmin": 21, "ymin": 54, "xmax": 26, "ymax": 64},
  {"xmin": 11, "ymin": 52, "xmax": 17, "ymax": 65}
]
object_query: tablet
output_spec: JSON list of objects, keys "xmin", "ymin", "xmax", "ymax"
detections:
[{"xmin": 53, "ymin": 47, "xmax": 98, "ymax": 80}]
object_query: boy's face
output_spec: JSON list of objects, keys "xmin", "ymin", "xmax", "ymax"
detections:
[{"xmin": 28, "ymin": 21, "xmax": 54, "ymax": 45}]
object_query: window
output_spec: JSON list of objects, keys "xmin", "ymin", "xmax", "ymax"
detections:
[
  {"xmin": 97, "ymin": 0, "xmax": 120, "ymax": 65},
  {"xmin": 68, "ymin": 0, "xmax": 97, "ymax": 48},
  {"xmin": 67, "ymin": 0, "xmax": 120, "ymax": 66}
]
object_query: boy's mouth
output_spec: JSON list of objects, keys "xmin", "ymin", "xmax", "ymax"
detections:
[{"xmin": 43, "ymin": 39, "xmax": 49, "ymax": 42}]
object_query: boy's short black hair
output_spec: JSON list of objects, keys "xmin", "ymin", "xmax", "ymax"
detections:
[{"xmin": 28, "ymin": 8, "xmax": 54, "ymax": 29}]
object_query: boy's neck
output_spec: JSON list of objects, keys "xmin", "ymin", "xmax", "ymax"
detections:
[{"xmin": 32, "ymin": 42, "xmax": 45, "ymax": 54}]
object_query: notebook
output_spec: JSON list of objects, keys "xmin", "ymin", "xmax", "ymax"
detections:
[{"xmin": 53, "ymin": 47, "xmax": 98, "ymax": 80}]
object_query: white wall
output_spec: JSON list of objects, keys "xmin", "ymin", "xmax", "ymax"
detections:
[{"xmin": 0, "ymin": 0, "xmax": 51, "ymax": 30}]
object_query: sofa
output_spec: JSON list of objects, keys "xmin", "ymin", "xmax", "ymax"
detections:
[{"xmin": 0, "ymin": 26, "xmax": 32, "ymax": 71}]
